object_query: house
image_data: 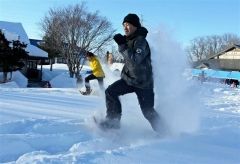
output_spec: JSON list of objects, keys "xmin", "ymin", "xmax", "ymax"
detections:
[
  {"xmin": 192, "ymin": 44, "xmax": 240, "ymax": 86},
  {"xmin": 0, "ymin": 21, "xmax": 48, "ymax": 82},
  {"xmin": 196, "ymin": 44, "xmax": 240, "ymax": 71},
  {"xmin": 29, "ymin": 39, "xmax": 51, "ymax": 65}
]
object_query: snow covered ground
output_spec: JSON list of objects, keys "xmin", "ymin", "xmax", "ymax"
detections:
[{"xmin": 0, "ymin": 82, "xmax": 239, "ymax": 164}]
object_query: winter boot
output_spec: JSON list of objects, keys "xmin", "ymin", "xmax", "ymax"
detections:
[
  {"xmin": 80, "ymin": 87, "xmax": 92, "ymax": 95},
  {"xmin": 99, "ymin": 118, "xmax": 120, "ymax": 130}
]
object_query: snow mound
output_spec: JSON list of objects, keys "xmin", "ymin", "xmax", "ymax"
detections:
[
  {"xmin": 0, "ymin": 71, "xmax": 27, "ymax": 88},
  {"xmin": 0, "ymin": 81, "xmax": 19, "ymax": 88},
  {"xmin": 50, "ymin": 72, "xmax": 77, "ymax": 88},
  {"xmin": 12, "ymin": 71, "xmax": 28, "ymax": 87}
]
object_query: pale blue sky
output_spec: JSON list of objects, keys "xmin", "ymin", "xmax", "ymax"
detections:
[{"xmin": 0, "ymin": 0, "xmax": 239, "ymax": 47}]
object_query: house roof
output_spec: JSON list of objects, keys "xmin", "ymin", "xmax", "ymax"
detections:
[
  {"xmin": 0, "ymin": 21, "xmax": 48, "ymax": 58},
  {"xmin": 195, "ymin": 63, "xmax": 209, "ymax": 69},
  {"xmin": 206, "ymin": 44, "xmax": 240, "ymax": 60},
  {"xmin": 29, "ymin": 39, "xmax": 43, "ymax": 47}
]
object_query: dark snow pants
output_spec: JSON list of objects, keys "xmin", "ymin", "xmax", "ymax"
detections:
[
  {"xmin": 85, "ymin": 74, "xmax": 104, "ymax": 90},
  {"xmin": 105, "ymin": 79, "xmax": 161, "ymax": 131}
]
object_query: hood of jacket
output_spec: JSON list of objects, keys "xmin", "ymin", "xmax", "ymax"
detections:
[{"xmin": 126, "ymin": 27, "xmax": 148, "ymax": 40}]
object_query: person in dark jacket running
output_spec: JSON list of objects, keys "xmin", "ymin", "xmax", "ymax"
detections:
[{"xmin": 99, "ymin": 13, "xmax": 163, "ymax": 132}]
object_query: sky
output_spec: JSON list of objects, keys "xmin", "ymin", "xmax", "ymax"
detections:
[{"xmin": 0, "ymin": 0, "xmax": 239, "ymax": 47}]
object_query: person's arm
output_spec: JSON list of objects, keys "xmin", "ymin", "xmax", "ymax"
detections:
[
  {"xmin": 119, "ymin": 38, "xmax": 149, "ymax": 65},
  {"xmin": 86, "ymin": 70, "xmax": 93, "ymax": 74},
  {"xmin": 89, "ymin": 58, "xmax": 100, "ymax": 73}
]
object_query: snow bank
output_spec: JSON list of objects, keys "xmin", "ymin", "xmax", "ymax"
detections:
[
  {"xmin": 50, "ymin": 72, "xmax": 77, "ymax": 88},
  {"xmin": 0, "ymin": 71, "xmax": 27, "ymax": 88},
  {"xmin": 0, "ymin": 81, "xmax": 19, "ymax": 88},
  {"xmin": 102, "ymin": 64, "xmax": 121, "ymax": 86},
  {"xmin": 11, "ymin": 71, "xmax": 28, "ymax": 87}
]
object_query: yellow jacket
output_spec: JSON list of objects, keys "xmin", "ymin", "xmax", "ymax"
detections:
[{"xmin": 89, "ymin": 56, "xmax": 105, "ymax": 77}]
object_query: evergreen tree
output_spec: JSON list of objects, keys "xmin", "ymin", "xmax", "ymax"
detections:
[{"xmin": 0, "ymin": 30, "xmax": 28, "ymax": 82}]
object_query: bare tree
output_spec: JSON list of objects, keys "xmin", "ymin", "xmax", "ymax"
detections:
[
  {"xmin": 187, "ymin": 37, "xmax": 207, "ymax": 61},
  {"xmin": 40, "ymin": 2, "xmax": 115, "ymax": 78},
  {"xmin": 40, "ymin": 11, "xmax": 63, "ymax": 71},
  {"xmin": 221, "ymin": 33, "xmax": 240, "ymax": 47},
  {"xmin": 187, "ymin": 33, "xmax": 240, "ymax": 62}
]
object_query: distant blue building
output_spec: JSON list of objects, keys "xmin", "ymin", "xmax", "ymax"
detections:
[{"xmin": 192, "ymin": 44, "xmax": 240, "ymax": 85}]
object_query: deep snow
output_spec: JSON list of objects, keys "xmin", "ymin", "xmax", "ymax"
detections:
[{"xmin": 0, "ymin": 83, "xmax": 239, "ymax": 164}]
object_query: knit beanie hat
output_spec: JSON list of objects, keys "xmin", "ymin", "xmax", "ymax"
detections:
[
  {"xmin": 86, "ymin": 51, "xmax": 94, "ymax": 57},
  {"xmin": 122, "ymin": 13, "xmax": 141, "ymax": 28}
]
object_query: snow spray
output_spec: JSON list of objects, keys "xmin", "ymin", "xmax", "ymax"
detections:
[{"xmin": 148, "ymin": 25, "xmax": 202, "ymax": 135}]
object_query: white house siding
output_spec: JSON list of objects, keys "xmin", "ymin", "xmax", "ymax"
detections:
[{"xmin": 218, "ymin": 48, "xmax": 240, "ymax": 59}]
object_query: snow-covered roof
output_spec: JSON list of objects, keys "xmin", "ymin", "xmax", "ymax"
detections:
[
  {"xmin": 1, "ymin": 29, "xmax": 19, "ymax": 41},
  {"xmin": 26, "ymin": 44, "xmax": 48, "ymax": 58},
  {"xmin": 0, "ymin": 21, "xmax": 48, "ymax": 58}
]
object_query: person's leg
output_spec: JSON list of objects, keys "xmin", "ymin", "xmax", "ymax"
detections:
[
  {"xmin": 105, "ymin": 79, "xmax": 134, "ymax": 120},
  {"xmin": 84, "ymin": 74, "xmax": 97, "ymax": 94},
  {"xmin": 135, "ymin": 88, "xmax": 162, "ymax": 132},
  {"xmin": 97, "ymin": 77, "xmax": 105, "ymax": 91},
  {"xmin": 100, "ymin": 79, "xmax": 134, "ymax": 129}
]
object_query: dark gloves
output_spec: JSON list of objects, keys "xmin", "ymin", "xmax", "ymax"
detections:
[
  {"xmin": 86, "ymin": 70, "xmax": 93, "ymax": 74},
  {"xmin": 113, "ymin": 34, "xmax": 126, "ymax": 45}
]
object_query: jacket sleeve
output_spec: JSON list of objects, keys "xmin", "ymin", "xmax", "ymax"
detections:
[
  {"xmin": 90, "ymin": 58, "xmax": 98, "ymax": 73},
  {"xmin": 118, "ymin": 37, "xmax": 150, "ymax": 65}
]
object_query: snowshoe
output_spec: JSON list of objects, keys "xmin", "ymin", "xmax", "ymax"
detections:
[
  {"xmin": 80, "ymin": 89, "xmax": 92, "ymax": 95},
  {"xmin": 93, "ymin": 116, "xmax": 120, "ymax": 130}
]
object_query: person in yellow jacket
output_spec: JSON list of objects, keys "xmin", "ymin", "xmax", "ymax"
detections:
[{"xmin": 81, "ymin": 51, "xmax": 105, "ymax": 95}]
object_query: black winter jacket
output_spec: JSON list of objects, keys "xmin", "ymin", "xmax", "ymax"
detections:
[{"xmin": 118, "ymin": 27, "xmax": 153, "ymax": 89}]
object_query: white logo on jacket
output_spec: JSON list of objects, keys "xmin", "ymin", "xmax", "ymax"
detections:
[{"xmin": 136, "ymin": 48, "xmax": 142, "ymax": 54}]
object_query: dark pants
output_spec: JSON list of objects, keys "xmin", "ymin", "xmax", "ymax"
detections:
[
  {"xmin": 105, "ymin": 79, "xmax": 161, "ymax": 131},
  {"xmin": 85, "ymin": 74, "xmax": 104, "ymax": 90}
]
